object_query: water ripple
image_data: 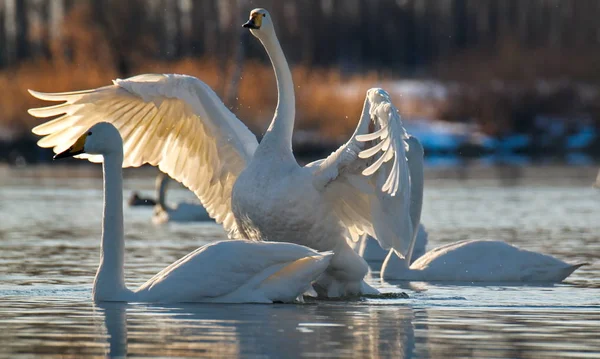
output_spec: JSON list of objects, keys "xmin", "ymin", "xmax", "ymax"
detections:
[{"xmin": 1, "ymin": 166, "xmax": 599, "ymax": 358}]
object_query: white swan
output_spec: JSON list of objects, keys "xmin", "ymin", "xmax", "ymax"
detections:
[
  {"xmin": 29, "ymin": 8, "xmax": 415, "ymax": 297},
  {"xmin": 382, "ymin": 238, "xmax": 585, "ymax": 282},
  {"xmin": 380, "ymin": 132, "xmax": 585, "ymax": 283},
  {"xmin": 54, "ymin": 122, "xmax": 332, "ymax": 303},
  {"xmin": 152, "ymin": 173, "xmax": 212, "ymax": 224}
]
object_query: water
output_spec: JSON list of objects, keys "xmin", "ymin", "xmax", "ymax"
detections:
[{"xmin": 1, "ymin": 164, "xmax": 599, "ymax": 358}]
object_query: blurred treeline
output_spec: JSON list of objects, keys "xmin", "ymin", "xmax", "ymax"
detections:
[
  {"xmin": 1, "ymin": 0, "xmax": 600, "ymax": 157},
  {"xmin": 3, "ymin": 0, "xmax": 599, "ymax": 73}
]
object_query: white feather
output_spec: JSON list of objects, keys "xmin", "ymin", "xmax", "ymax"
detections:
[
  {"xmin": 30, "ymin": 74, "xmax": 258, "ymax": 238},
  {"xmin": 310, "ymin": 88, "xmax": 414, "ymax": 255}
]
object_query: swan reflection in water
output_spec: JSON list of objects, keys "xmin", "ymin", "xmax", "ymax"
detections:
[{"xmin": 97, "ymin": 302, "xmax": 418, "ymax": 359}]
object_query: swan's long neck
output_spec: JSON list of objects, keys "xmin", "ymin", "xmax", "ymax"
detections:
[
  {"xmin": 404, "ymin": 137, "xmax": 424, "ymax": 265},
  {"xmin": 256, "ymin": 32, "xmax": 295, "ymax": 158},
  {"xmin": 93, "ymin": 151, "xmax": 131, "ymax": 301},
  {"xmin": 382, "ymin": 138, "xmax": 424, "ymax": 280},
  {"xmin": 156, "ymin": 174, "xmax": 169, "ymax": 211}
]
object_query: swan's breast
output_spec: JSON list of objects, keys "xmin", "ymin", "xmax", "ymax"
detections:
[{"xmin": 232, "ymin": 164, "xmax": 342, "ymax": 250}]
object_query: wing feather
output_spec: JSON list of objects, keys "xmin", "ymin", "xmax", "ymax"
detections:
[
  {"xmin": 29, "ymin": 74, "xmax": 258, "ymax": 237},
  {"xmin": 309, "ymin": 88, "xmax": 415, "ymax": 254}
]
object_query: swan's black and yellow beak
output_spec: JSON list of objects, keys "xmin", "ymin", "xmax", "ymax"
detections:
[
  {"xmin": 242, "ymin": 13, "xmax": 262, "ymax": 29},
  {"xmin": 54, "ymin": 133, "xmax": 87, "ymax": 160}
]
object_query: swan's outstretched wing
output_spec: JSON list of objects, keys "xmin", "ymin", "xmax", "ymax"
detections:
[
  {"xmin": 29, "ymin": 74, "xmax": 258, "ymax": 236},
  {"xmin": 309, "ymin": 88, "xmax": 415, "ymax": 254}
]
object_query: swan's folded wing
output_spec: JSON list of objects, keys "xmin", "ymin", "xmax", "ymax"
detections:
[
  {"xmin": 136, "ymin": 240, "xmax": 321, "ymax": 302},
  {"xmin": 309, "ymin": 88, "xmax": 414, "ymax": 254},
  {"xmin": 29, "ymin": 74, "xmax": 258, "ymax": 237}
]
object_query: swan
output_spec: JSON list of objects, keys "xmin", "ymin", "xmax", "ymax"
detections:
[
  {"xmin": 29, "ymin": 8, "xmax": 415, "ymax": 297},
  {"xmin": 128, "ymin": 192, "xmax": 156, "ymax": 207},
  {"xmin": 382, "ymin": 238, "xmax": 585, "ymax": 282},
  {"xmin": 152, "ymin": 173, "xmax": 212, "ymax": 224},
  {"xmin": 127, "ymin": 173, "xmax": 211, "ymax": 224},
  {"xmin": 380, "ymin": 133, "xmax": 585, "ymax": 283},
  {"xmin": 54, "ymin": 122, "xmax": 332, "ymax": 303}
]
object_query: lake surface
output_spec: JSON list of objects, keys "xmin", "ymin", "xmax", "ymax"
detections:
[{"xmin": 0, "ymin": 164, "xmax": 599, "ymax": 358}]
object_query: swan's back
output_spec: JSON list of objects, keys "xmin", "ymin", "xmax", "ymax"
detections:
[
  {"xmin": 412, "ymin": 240, "xmax": 579, "ymax": 282},
  {"xmin": 136, "ymin": 240, "xmax": 330, "ymax": 303}
]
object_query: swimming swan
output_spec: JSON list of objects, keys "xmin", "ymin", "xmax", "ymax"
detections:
[
  {"xmin": 127, "ymin": 173, "xmax": 211, "ymax": 223},
  {"xmin": 379, "ymin": 133, "xmax": 584, "ymax": 283},
  {"xmin": 152, "ymin": 173, "xmax": 212, "ymax": 224},
  {"xmin": 29, "ymin": 8, "xmax": 415, "ymax": 297},
  {"xmin": 128, "ymin": 192, "xmax": 156, "ymax": 207},
  {"xmin": 54, "ymin": 122, "xmax": 332, "ymax": 303},
  {"xmin": 381, "ymin": 238, "xmax": 585, "ymax": 283}
]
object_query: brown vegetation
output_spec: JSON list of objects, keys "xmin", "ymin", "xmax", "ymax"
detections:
[
  {"xmin": 0, "ymin": 2, "xmax": 385, "ymax": 142},
  {"xmin": 435, "ymin": 39, "xmax": 600, "ymax": 136},
  {"xmin": 7, "ymin": 58, "xmax": 387, "ymax": 141},
  {"xmin": 2, "ymin": 0, "xmax": 600, "ymax": 153}
]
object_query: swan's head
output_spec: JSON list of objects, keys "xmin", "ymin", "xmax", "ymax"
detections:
[
  {"xmin": 242, "ymin": 8, "xmax": 275, "ymax": 38},
  {"xmin": 54, "ymin": 122, "xmax": 122, "ymax": 159},
  {"xmin": 367, "ymin": 88, "xmax": 392, "ymax": 105}
]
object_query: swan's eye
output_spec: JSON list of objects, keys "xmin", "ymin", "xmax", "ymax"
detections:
[
  {"xmin": 262, "ymin": 14, "xmax": 266, "ymax": 17},
  {"xmin": 87, "ymin": 131, "xmax": 92, "ymax": 136}
]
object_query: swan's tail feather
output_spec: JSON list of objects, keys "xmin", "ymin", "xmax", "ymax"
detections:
[
  {"xmin": 259, "ymin": 253, "xmax": 333, "ymax": 302},
  {"xmin": 558, "ymin": 263, "xmax": 588, "ymax": 281}
]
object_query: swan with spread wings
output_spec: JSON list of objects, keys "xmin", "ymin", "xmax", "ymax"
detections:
[{"xmin": 28, "ymin": 8, "xmax": 415, "ymax": 297}]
